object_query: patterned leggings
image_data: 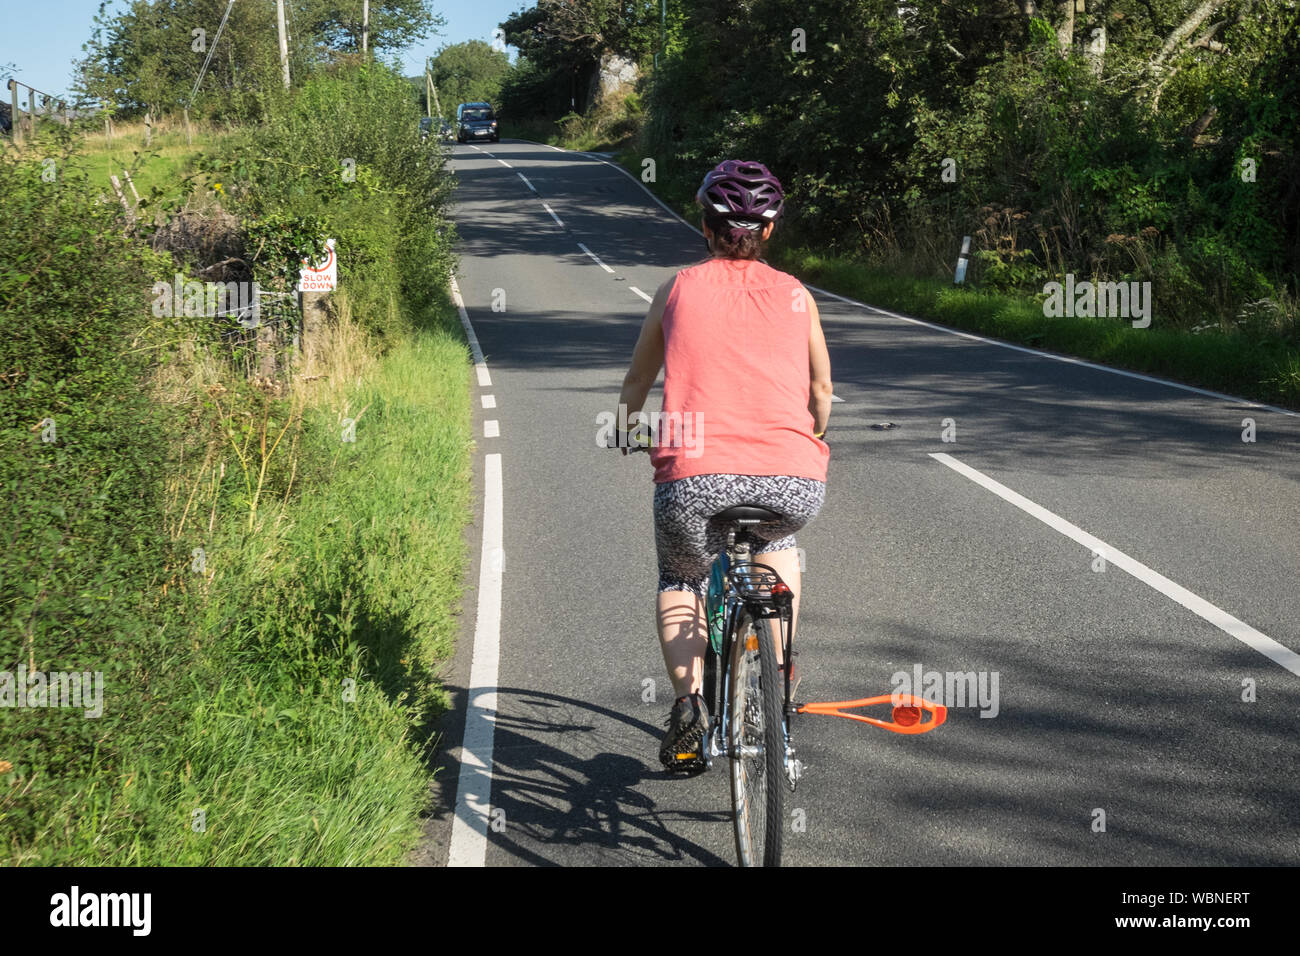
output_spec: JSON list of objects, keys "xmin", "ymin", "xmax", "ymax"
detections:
[{"xmin": 654, "ymin": 474, "xmax": 826, "ymax": 594}]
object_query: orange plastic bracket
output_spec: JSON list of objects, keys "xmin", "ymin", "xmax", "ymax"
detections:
[{"xmin": 795, "ymin": 693, "xmax": 947, "ymax": 735}]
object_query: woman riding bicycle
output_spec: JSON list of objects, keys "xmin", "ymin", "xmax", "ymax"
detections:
[{"xmin": 613, "ymin": 160, "xmax": 833, "ymax": 770}]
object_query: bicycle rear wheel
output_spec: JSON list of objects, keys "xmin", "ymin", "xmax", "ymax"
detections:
[{"xmin": 728, "ymin": 610, "xmax": 784, "ymax": 867}]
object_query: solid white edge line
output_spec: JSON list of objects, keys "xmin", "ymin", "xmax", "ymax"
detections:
[
  {"xmin": 930, "ymin": 452, "xmax": 1300, "ymax": 678},
  {"xmin": 510, "ymin": 138, "xmax": 1297, "ymax": 420},
  {"xmin": 824, "ymin": 292, "xmax": 1300, "ymax": 419},
  {"xmin": 450, "ymin": 275, "xmax": 491, "ymax": 387},
  {"xmin": 577, "ymin": 242, "xmax": 616, "ymax": 274},
  {"xmin": 629, "ymin": 286, "xmax": 653, "ymax": 303},
  {"xmin": 447, "ymin": 452, "xmax": 504, "ymax": 866}
]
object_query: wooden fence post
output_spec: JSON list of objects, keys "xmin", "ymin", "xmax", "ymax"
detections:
[
  {"xmin": 256, "ymin": 321, "xmax": 279, "ymax": 381},
  {"xmin": 108, "ymin": 174, "xmax": 136, "ymax": 228},
  {"xmin": 122, "ymin": 169, "xmax": 141, "ymax": 203}
]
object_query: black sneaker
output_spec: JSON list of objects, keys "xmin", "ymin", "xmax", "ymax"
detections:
[{"xmin": 660, "ymin": 693, "xmax": 709, "ymax": 771}]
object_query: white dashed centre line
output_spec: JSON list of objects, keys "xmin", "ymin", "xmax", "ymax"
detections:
[
  {"xmin": 629, "ymin": 286, "xmax": 653, "ymax": 303},
  {"xmin": 517, "ymin": 173, "xmax": 536, "ymax": 192},
  {"xmin": 577, "ymin": 243, "xmax": 616, "ymax": 274},
  {"xmin": 541, "ymin": 202, "xmax": 564, "ymax": 228}
]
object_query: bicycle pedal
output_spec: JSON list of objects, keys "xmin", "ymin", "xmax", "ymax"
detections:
[{"xmin": 668, "ymin": 747, "xmax": 708, "ymax": 773}]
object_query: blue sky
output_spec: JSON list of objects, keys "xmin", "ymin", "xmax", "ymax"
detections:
[{"xmin": 3, "ymin": 0, "xmax": 524, "ymax": 99}]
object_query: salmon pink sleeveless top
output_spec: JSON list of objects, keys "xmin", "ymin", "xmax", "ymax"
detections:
[{"xmin": 650, "ymin": 257, "xmax": 829, "ymax": 484}]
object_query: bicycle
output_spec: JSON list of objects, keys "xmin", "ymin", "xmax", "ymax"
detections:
[
  {"xmin": 693, "ymin": 504, "xmax": 798, "ymax": 867},
  {"xmin": 622, "ymin": 444, "xmax": 946, "ymax": 867}
]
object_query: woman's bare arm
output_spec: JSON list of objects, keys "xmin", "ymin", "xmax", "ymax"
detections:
[
  {"xmin": 807, "ymin": 288, "xmax": 833, "ymax": 436},
  {"xmin": 617, "ymin": 276, "xmax": 672, "ymax": 416}
]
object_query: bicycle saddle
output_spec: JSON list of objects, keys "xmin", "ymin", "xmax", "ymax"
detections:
[{"xmin": 714, "ymin": 505, "xmax": 783, "ymax": 523}]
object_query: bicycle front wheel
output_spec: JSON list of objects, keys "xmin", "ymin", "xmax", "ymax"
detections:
[{"xmin": 728, "ymin": 610, "xmax": 784, "ymax": 867}]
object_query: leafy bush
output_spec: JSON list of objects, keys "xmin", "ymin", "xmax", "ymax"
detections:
[
  {"xmin": 0, "ymin": 137, "xmax": 180, "ymax": 853},
  {"xmin": 221, "ymin": 64, "xmax": 456, "ymax": 336}
]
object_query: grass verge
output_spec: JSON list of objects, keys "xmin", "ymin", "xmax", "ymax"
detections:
[{"xmin": 7, "ymin": 293, "xmax": 471, "ymax": 865}]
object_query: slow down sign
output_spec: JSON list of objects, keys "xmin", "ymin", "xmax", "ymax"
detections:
[{"xmin": 297, "ymin": 238, "xmax": 337, "ymax": 292}]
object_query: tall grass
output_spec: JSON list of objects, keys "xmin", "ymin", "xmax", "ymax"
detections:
[{"xmin": 7, "ymin": 291, "xmax": 470, "ymax": 865}]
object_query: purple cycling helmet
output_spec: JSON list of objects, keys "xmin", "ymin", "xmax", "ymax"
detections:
[{"xmin": 695, "ymin": 160, "xmax": 785, "ymax": 227}]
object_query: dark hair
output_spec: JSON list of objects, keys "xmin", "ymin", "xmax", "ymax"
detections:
[{"xmin": 703, "ymin": 213, "xmax": 768, "ymax": 260}]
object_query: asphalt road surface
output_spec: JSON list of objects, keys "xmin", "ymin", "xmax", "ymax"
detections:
[{"xmin": 416, "ymin": 138, "xmax": 1300, "ymax": 867}]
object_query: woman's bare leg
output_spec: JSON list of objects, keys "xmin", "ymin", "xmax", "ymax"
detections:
[
  {"xmin": 657, "ymin": 590, "xmax": 706, "ymax": 700},
  {"xmin": 657, "ymin": 545, "xmax": 802, "ymax": 700}
]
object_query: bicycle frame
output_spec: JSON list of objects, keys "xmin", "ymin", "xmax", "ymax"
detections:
[{"xmin": 701, "ymin": 522, "xmax": 798, "ymax": 784}]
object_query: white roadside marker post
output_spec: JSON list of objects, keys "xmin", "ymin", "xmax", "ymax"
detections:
[{"xmin": 954, "ymin": 235, "xmax": 971, "ymax": 285}]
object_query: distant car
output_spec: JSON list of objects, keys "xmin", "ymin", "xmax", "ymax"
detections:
[
  {"xmin": 455, "ymin": 102, "xmax": 498, "ymax": 143},
  {"xmin": 419, "ymin": 117, "xmax": 433, "ymax": 140}
]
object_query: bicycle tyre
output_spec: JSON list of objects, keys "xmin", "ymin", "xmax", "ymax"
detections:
[{"xmin": 728, "ymin": 610, "xmax": 784, "ymax": 867}]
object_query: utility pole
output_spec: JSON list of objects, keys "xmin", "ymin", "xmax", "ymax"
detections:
[
  {"xmin": 426, "ymin": 59, "xmax": 442, "ymax": 119},
  {"xmin": 276, "ymin": 0, "xmax": 291, "ymax": 89},
  {"xmin": 655, "ymin": 0, "xmax": 666, "ymax": 70},
  {"xmin": 362, "ymin": 1, "xmax": 369, "ymax": 56},
  {"xmin": 7, "ymin": 80, "xmax": 19, "ymax": 146}
]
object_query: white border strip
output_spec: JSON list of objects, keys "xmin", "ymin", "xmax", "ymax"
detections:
[
  {"xmin": 513, "ymin": 139, "xmax": 1297, "ymax": 419},
  {"xmin": 448, "ymin": 273, "xmax": 505, "ymax": 867},
  {"xmin": 450, "ymin": 275, "xmax": 491, "ymax": 387},
  {"xmin": 931, "ymin": 452, "xmax": 1300, "ymax": 677}
]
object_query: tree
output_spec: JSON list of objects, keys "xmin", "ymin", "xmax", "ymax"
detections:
[
  {"xmin": 294, "ymin": 0, "xmax": 444, "ymax": 55},
  {"xmin": 499, "ymin": 0, "xmax": 659, "ymax": 116},
  {"xmin": 73, "ymin": 0, "xmax": 445, "ymax": 120},
  {"xmin": 429, "ymin": 41, "xmax": 511, "ymax": 115}
]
